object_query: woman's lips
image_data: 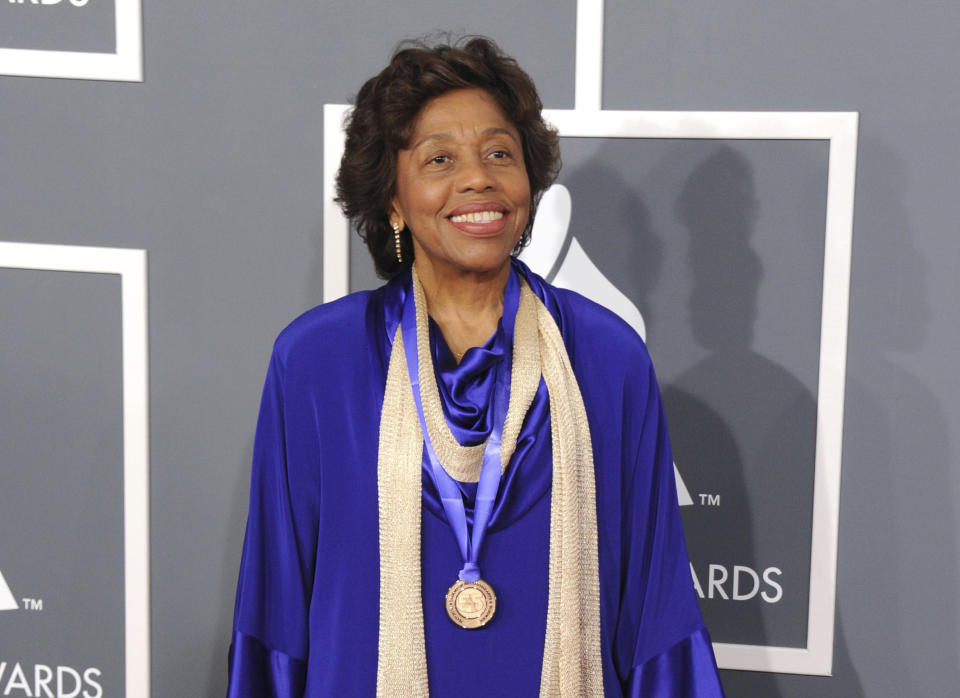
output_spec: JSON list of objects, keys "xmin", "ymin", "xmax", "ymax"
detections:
[{"xmin": 446, "ymin": 205, "xmax": 508, "ymax": 236}]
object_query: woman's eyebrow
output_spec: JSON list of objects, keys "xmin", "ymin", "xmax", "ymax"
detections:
[
  {"xmin": 482, "ymin": 127, "xmax": 520, "ymax": 143},
  {"xmin": 410, "ymin": 132, "xmax": 450, "ymax": 150},
  {"xmin": 410, "ymin": 127, "xmax": 519, "ymax": 151}
]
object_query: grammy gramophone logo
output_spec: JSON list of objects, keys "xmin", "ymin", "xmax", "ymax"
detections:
[
  {"xmin": 0, "ymin": 569, "xmax": 17, "ymax": 612},
  {"xmin": 519, "ymin": 184, "xmax": 694, "ymax": 506}
]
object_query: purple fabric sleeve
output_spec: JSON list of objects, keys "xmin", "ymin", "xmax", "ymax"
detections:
[
  {"xmin": 227, "ymin": 349, "xmax": 316, "ymax": 696},
  {"xmin": 628, "ymin": 627, "xmax": 726, "ymax": 697},
  {"xmin": 227, "ymin": 630, "xmax": 306, "ymax": 698}
]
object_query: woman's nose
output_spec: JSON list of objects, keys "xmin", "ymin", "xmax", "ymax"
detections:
[{"xmin": 456, "ymin": 156, "xmax": 496, "ymax": 193}]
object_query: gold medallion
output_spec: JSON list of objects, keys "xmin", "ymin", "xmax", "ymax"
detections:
[{"xmin": 445, "ymin": 578, "xmax": 496, "ymax": 629}]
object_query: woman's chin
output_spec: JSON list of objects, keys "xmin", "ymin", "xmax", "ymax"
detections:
[{"xmin": 417, "ymin": 247, "xmax": 515, "ymax": 279}]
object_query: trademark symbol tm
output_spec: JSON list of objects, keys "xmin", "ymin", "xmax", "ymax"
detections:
[
  {"xmin": 698, "ymin": 493, "xmax": 721, "ymax": 506},
  {"xmin": 21, "ymin": 598, "xmax": 43, "ymax": 611}
]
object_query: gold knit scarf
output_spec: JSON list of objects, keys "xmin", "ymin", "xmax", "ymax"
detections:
[{"xmin": 376, "ymin": 270, "xmax": 603, "ymax": 697}]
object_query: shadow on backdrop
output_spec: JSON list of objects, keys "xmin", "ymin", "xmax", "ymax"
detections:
[{"xmin": 662, "ymin": 145, "xmax": 823, "ymax": 695}]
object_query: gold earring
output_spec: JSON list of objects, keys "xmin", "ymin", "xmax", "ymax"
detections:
[{"xmin": 392, "ymin": 222, "xmax": 403, "ymax": 263}]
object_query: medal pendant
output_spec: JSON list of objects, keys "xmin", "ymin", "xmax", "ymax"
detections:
[{"xmin": 445, "ymin": 578, "xmax": 496, "ymax": 629}]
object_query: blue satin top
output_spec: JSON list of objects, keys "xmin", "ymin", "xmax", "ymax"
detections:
[
  {"xmin": 427, "ymin": 313, "xmax": 552, "ymax": 529},
  {"xmin": 227, "ymin": 260, "xmax": 725, "ymax": 697}
]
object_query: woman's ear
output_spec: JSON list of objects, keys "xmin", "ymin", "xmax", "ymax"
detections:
[{"xmin": 388, "ymin": 200, "xmax": 404, "ymax": 231}]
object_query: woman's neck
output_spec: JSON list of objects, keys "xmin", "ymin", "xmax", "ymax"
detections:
[{"xmin": 414, "ymin": 260, "xmax": 510, "ymax": 361}]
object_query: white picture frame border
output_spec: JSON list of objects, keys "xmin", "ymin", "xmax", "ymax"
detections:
[
  {"xmin": 0, "ymin": 241, "xmax": 151, "ymax": 696},
  {"xmin": 0, "ymin": 0, "xmax": 142, "ymax": 82},
  {"xmin": 322, "ymin": 104, "xmax": 857, "ymax": 676}
]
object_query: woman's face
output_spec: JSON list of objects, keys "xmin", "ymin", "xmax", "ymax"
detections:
[{"xmin": 390, "ymin": 88, "xmax": 531, "ymax": 280}]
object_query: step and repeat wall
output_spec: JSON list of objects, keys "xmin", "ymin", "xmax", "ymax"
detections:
[{"xmin": 2, "ymin": 1, "xmax": 960, "ymax": 696}]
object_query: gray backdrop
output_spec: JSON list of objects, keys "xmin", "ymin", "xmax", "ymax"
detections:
[{"xmin": 1, "ymin": 1, "xmax": 958, "ymax": 696}]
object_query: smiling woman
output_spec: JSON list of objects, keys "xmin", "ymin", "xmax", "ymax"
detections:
[
  {"xmin": 335, "ymin": 37, "xmax": 560, "ymax": 280},
  {"xmin": 227, "ymin": 36, "xmax": 725, "ymax": 697},
  {"xmin": 392, "ymin": 89, "xmax": 530, "ymax": 274}
]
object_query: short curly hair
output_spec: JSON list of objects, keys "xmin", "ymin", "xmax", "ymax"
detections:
[{"xmin": 334, "ymin": 36, "xmax": 561, "ymax": 279}]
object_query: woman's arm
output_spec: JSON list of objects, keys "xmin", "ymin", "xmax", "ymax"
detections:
[
  {"xmin": 619, "ymin": 362, "xmax": 725, "ymax": 697},
  {"xmin": 227, "ymin": 349, "xmax": 312, "ymax": 698}
]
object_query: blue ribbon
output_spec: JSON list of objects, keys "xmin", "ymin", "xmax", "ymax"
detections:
[{"xmin": 401, "ymin": 268, "xmax": 520, "ymax": 584}]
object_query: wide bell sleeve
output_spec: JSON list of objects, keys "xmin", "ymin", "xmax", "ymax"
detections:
[
  {"xmin": 227, "ymin": 349, "xmax": 315, "ymax": 697},
  {"xmin": 619, "ymin": 361, "xmax": 725, "ymax": 697}
]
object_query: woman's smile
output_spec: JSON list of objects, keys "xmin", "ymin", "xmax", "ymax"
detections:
[{"xmin": 446, "ymin": 202, "xmax": 509, "ymax": 236}]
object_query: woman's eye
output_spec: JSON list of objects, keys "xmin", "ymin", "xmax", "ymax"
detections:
[
  {"xmin": 490, "ymin": 150, "xmax": 509, "ymax": 159},
  {"xmin": 429, "ymin": 154, "xmax": 449, "ymax": 165}
]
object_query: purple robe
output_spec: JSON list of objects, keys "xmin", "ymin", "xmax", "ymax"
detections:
[{"xmin": 228, "ymin": 261, "xmax": 725, "ymax": 696}]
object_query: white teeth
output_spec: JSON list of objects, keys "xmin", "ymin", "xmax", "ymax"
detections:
[{"xmin": 450, "ymin": 210, "xmax": 504, "ymax": 224}]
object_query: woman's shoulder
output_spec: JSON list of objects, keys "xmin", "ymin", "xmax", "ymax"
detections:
[
  {"xmin": 271, "ymin": 288, "xmax": 382, "ymax": 368},
  {"xmin": 517, "ymin": 259, "xmax": 652, "ymax": 369},
  {"xmin": 549, "ymin": 285, "xmax": 654, "ymax": 369}
]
